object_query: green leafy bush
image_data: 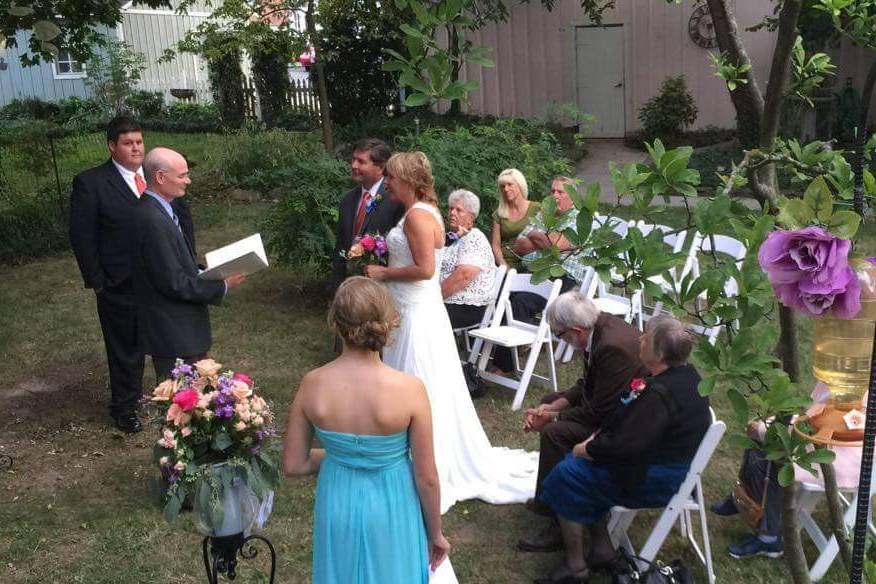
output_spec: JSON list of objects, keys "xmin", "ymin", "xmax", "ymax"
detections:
[
  {"xmin": 0, "ymin": 98, "xmax": 60, "ymax": 121},
  {"xmin": 141, "ymin": 102, "xmax": 222, "ymax": 133},
  {"xmin": 226, "ymin": 131, "xmax": 349, "ymax": 267},
  {"xmin": 0, "ymin": 185, "xmax": 68, "ymax": 264},
  {"xmin": 126, "ymin": 90, "xmax": 165, "ymax": 118},
  {"xmin": 399, "ymin": 119, "xmax": 573, "ymax": 231},
  {"xmin": 275, "ymin": 107, "xmax": 321, "ymax": 132},
  {"xmin": 638, "ymin": 75, "xmax": 698, "ymax": 142}
]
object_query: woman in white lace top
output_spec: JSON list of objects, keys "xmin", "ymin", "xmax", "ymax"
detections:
[{"xmin": 439, "ymin": 190, "xmax": 497, "ymax": 330}]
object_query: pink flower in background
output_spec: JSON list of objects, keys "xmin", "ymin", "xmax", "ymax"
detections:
[
  {"xmin": 758, "ymin": 226, "xmax": 860, "ymax": 318},
  {"xmin": 172, "ymin": 389, "xmax": 199, "ymax": 412},
  {"xmin": 166, "ymin": 404, "xmax": 192, "ymax": 427},
  {"xmin": 158, "ymin": 429, "xmax": 177, "ymax": 449},
  {"xmin": 233, "ymin": 372, "xmax": 254, "ymax": 387}
]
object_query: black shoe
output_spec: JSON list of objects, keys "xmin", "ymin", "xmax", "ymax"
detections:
[
  {"xmin": 113, "ymin": 413, "xmax": 142, "ymax": 434},
  {"xmin": 517, "ymin": 520, "xmax": 563, "ymax": 552},
  {"xmin": 710, "ymin": 496, "xmax": 739, "ymax": 516}
]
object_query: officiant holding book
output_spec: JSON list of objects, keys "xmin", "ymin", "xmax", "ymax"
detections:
[
  {"xmin": 131, "ymin": 147, "xmax": 246, "ymax": 382},
  {"xmin": 330, "ymin": 138, "xmax": 405, "ymax": 296}
]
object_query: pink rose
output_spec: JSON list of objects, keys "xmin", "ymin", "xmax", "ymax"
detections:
[
  {"xmin": 181, "ymin": 427, "xmax": 192, "ymax": 437},
  {"xmin": 172, "ymin": 389, "xmax": 199, "ymax": 412},
  {"xmin": 158, "ymin": 429, "xmax": 177, "ymax": 449},
  {"xmin": 233, "ymin": 372, "xmax": 254, "ymax": 387},
  {"xmin": 630, "ymin": 378, "xmax": 647, "ymax": 392},
  {"xmin": 360, "ymin": 234, "xmax": 376, "ymax": 252}
]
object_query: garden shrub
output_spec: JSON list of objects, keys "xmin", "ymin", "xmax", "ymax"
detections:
[
  {"xmin": 317, "ymin": 0, "xmax": 407, "ymax": 125},
  {"xmin": 141, "ymin": 102, "xmax": 222, "ymax": 133},
  {"xmin": 251, "ymin": 50, "xmax": 291, "ymax": 129},
  {"xmin": 225, "ymin": 131, "xmax": 349, "ymax": 267},
  {"xmin": 0, "ymin": 184, "xmax": 68, "ymax": 263},
  {"xmin": 126, "ymin": 90, "xmax": 165, "ymax": 118},
  {"xmin": 207, "ymin": 49, "xmax": 247, "ymax": 130},
  {"xmin": 0, "ymin": 98, "xmax": 60, "ymax": 121},
  {"xmin": 398, "ymin": 119, "xmax": 573, "ymax": 231},
  {"xmin": 638, "ymin": 75, "xmax": 698, "ymax": 142},
  {"xmin": 275, "ymin": 107, "xmax": 321, "ymax": 132}
]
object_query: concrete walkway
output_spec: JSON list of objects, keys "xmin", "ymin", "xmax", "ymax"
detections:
[{"xmin": 575, "ymin": 138, "xmax": 646, "ymax": 204}]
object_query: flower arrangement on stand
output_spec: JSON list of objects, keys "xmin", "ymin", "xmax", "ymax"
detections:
[{"xmin": 150, "ymin": 358, "xmax": 280, "ymax": 582}]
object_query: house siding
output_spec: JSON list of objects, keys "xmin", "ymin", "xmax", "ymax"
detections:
[
  {"xmin": 461, "ymin": 0, "xmax": 779, "ymax": 135},
  {"xmin": 0, "ymin": 29, "xmax": 116, "ymax": 106}
]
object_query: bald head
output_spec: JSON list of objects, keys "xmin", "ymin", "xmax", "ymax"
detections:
[{"xmin": 144, "ymin": 147, "xmax": 190, "ymax": 201}]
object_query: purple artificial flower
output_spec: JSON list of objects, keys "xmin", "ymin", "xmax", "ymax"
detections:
[
  {"xmin": 249, "ymin": 446, "xmax": 261, "ymax": 456},
  {"xmin": 375, "ymin": 237, "xmax": 388, "ymax": 258},
  {"xmin": 171, "ymin": 363, "xmax": 194, "ymax": 381},
  {"xmin": 758, "ymin": 226, "xmax": 861, "ymax": 318}
]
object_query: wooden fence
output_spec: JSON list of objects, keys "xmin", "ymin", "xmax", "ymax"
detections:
[{"xmin": 242, "ymin": 77, "xmax": 320, "ymax": 120}]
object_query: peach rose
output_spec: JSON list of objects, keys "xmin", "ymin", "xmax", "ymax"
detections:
[
  {"xmin": 252, "ymin": 415, "xmax": 265, "ymax": 426},
  {"xmin": 235, "ymin": 402, "xmax": 252, "ymax": 422},
  {"xmin": 174, "ymin": 461, "xmax": 187, "ymax": 472},
  {"xmin": 348, "ymin": 242, "xmax": 365, "ymax": 259},
  {"xmin": 195, "ymin": 359, "xmax": 223, "ymax": 378},
  {"xmin": 159, "ymin": 456, "xmax": 169, "ymax": 465},
  {"xmin": 166, "ymin": 403, "xmax": 192, "ymax": 427},
  {"xmin": 151, "ymin": 379, "xmax": 175, "ymax": 401},
  {"xmin": 235, "ymin": 421, "xmax": 247, "ymax": 431},
  {"xmin": 202, "ymin": 409, "xmax": 214, "ymax": 420},
  {"xmin": 250, "ymin": 395, "xmax": 267, "ymax": 413},
  {"xmin": 181, "ymin": 427, "xmax": 192, "ymax": 437},
  {"xmin": 231, "ymin": 381, "xmax": 252, "ymax": 401},
  {"xmin": 190, "ymin": 376, "xmax": 209, "ymax": 393}
]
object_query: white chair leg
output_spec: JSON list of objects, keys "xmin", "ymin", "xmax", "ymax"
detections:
[
  {"xmin": 696, "ymin": 490, "xmax": 716, "ymax": 584},
  {"xmin": 546, "ymin": 338, "xmax": 558, "ymax": 394},
  {"xmin": 476, "ymin": 341, "xmax": 494, "ymax": 372},
  {"xmin": 512, "ymin": 344, "xmax": 541, "ymax": 410}
]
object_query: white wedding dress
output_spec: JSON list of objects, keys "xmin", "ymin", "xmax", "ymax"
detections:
[{"xmin": 383, "ymin": 203, "xmax": 538, "ymax": 568}]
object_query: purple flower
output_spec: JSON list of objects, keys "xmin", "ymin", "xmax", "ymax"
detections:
[
  {"xmin": 375, "ymin": 237, "xmax": 388, "ymax": 258},
  {"xmin": 248, "ymin": 446, "xmax": 261, "ymax": 456},
  {"xmin": 171, "ymin": 363, "xmax": 194, "ymax": 381},
  {"xmin": 758, "ymin": 226, "xmax": 860, "ymax": 318}
]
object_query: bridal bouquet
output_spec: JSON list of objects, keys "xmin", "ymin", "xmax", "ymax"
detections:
[
  {"xmin": 150, "ymin": 359, "xmax": 279, "ymax": 534},
  {"xmin": 341, "ymin": 233, "xmax": 388, "ymax": 272}
]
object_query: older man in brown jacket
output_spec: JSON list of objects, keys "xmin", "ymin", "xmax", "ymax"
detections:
[{"xmin": 519, "ymin": 291, "xmax": 645, "ymax": 552}]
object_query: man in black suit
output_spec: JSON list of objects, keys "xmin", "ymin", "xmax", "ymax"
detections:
[
  {"xmin": 132, "ymin": 147, "xmax": 246, "ymax": 383},
  {"xmin": 330, "ymin": 138, "xmax": 405, "ymax": 296},
  {"xmin": 69, "ymin": 116, "xmax": 195, "ymax": 433}
]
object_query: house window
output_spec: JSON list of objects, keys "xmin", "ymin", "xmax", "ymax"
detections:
[{"xmin": 52, "ymin": 51, "xmax": 86, "ymax": 79}]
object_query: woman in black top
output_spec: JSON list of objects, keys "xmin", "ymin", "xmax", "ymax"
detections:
[{"xmin": 535, "ymin": 315, "xmax": 711, "ymax": 584}]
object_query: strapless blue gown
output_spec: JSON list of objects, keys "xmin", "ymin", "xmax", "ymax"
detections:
[{"xmin": 312, "ymin": 426, "xmax": 429, "ymax": 584}]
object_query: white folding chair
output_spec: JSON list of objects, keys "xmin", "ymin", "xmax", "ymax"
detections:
[
  {"xmin": 797, "ymin": 471, "xmax": 876, "ymax": 581},
  {"xmin": 686, "ymin": 233, "xmax": 747, "ymax": 345},
  {"xmin": 453, "ymin": 264, "xmax": 507, "ymax": 357},
  {"xmin": 468, "ymin": 270, "xmax": 562, "ymax": 410},
  {"xmin": 608, "ymin": 409, "xmax": 726, "ymax": 584}
]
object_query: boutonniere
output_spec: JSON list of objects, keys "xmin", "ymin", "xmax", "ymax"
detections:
[
  {"xmin": 365, "ymin": 193, "xmax": 382, "ymax": 215},
  {"xmin": 620, "ymin": 377, "xmax": 648, "ymax": 405}
]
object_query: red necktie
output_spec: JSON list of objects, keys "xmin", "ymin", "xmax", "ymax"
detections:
[
  {"xmin": 353, "ymin": 191, "xmax": 371, "ymax": 235},
  {"xmin": 134, "ymin": 173, "xmax": 147, "ymax": 195}
]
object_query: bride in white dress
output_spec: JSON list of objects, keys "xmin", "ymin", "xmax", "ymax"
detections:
[{"xmin": 363, "ymin": 152, "xmax": 538, "ymax": 518}]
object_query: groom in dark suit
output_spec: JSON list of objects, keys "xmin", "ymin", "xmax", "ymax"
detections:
[
  {"xmin": 131, "ymin": 147, "xmax": 247, "ymax": 383},
  {"xmin": 69, "ymin": 116, "xmax": 194, "ymax": 433},
  {"xmin": 330, "ymin": 138, "xmax": 405, "ymax": 296}
]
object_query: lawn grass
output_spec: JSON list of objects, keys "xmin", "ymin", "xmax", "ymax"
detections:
[{"xmin": 0, "ymin": 198, "xmax": 868, "ymax": 583}]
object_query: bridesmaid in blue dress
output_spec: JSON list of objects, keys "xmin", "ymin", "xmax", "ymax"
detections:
[{"xmin": 282, "ymin": 276, "xmax": 450, "ymax": 583}]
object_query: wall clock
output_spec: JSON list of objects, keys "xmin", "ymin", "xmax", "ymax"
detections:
[{"xmin": 688, "ymin": 4, "xmax": 718, "ymax": 49}]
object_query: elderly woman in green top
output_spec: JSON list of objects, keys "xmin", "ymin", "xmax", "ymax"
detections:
[{"xmin": 490, "ymin": 168, "xmax": 540, "ymax": 268}]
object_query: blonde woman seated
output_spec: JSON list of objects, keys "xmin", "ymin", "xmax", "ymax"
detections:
[
  {"xmin": 282, "ymin": 277, "xmax": 449, "ymax": 584},
  {"xmin": 490, "ymin": 168, "xmax": 540, "ymax": 268}
]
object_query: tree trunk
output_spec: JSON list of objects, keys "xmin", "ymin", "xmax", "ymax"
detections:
[
  {"xmin": 306, "ymin": 0, "xmax": 334, "ymax": 151},
  {"xmin": 782, "ymin": 482, "xmax": 813, "ymax": 584},
  {"xmin": 448, "ymin": 25, "xmax": 461, "ymax": 116},
  {"xmin": 819, "ymin": 460, "xmax": 853, "ymax": 571},
  {"xmin": 778, "ymin": 306, "xmax": 801, "ymax": 383},
  {"xmin": 706, "ymin": 0, "xmax": 764, "ymax": 148}
]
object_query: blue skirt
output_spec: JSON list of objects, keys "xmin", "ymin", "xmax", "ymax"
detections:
[{"xmin": 540, "ymin": 453, "xmax": 690, "ymax": 524}]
